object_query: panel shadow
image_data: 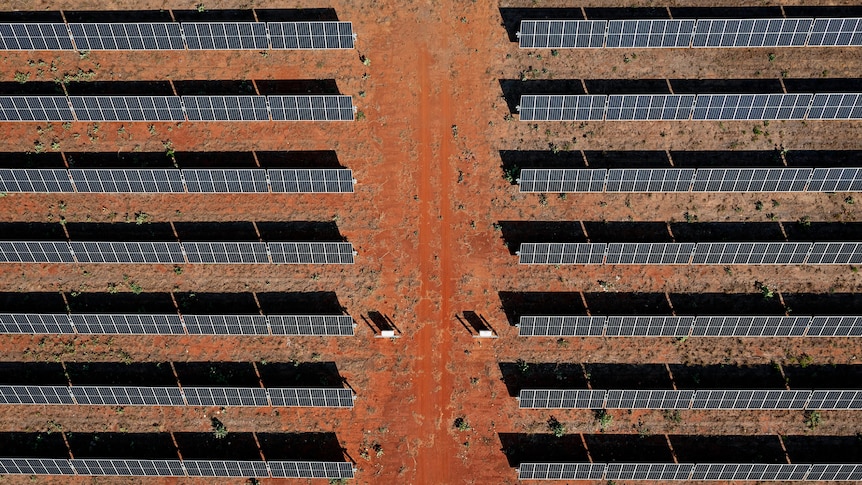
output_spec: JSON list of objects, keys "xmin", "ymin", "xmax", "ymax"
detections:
[
  {"xmin": 498, "ymin": 291, "xmax": 587, "ymax": 326},
  {"xmin": 498, "ymin": 221, "xmax": 587, "ymax": 255},
  {"xmin": 498, "ymin": 79, "xmax": 586, "ymax": 114},
  {"xmin": 499, "ymin": 362, "xmax": 588, "ymax": 397},
  {"xmin": 257, "ymin": 361, "xmax": 344, "ymax": 388}
]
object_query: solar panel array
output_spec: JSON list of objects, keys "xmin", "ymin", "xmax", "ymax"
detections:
[
  {"xmin": 0, "ymin": 314, "xmax": 355, "ymax": 336},
  {"xmin": 0, "ymin": 241, "xmax": 356, "ymax": 264},
  {"xmin": 0, "ymin": 168, "xmax": 354, "ymax": 193},
  {"xmin": 0, "ymin": 385, "xmax": 354, "ymax": 407},
  {"xmin": 518, "ymin": 168, "xmax": 860, "ymax": 193},
  {"xmin": 518, "ymin": 463, "xmax": 862, "ymax": 481},
  {"xmin": 518, "ymin": 389, "xmax": 862, "ymax": 410},
  {"xmin": 518, "ymin": 242, "xmax": 862, "ymax": 265},
  {"xmin": 0, "ymin": 458, "xmax": 354, "ymax": 478},
  {"xmin": 0, "ymin": 22, "xmax": 354, "ymax": 50},
  {"xmin": 0, "ymin": 95, "xmax": 355, "ymax": 122},
  {"xmin": 517, "ymin": 315, "xmax": 862, "ymax": 337},
  {"xmin": 518, "ymin": 18, "xmax": 862, "ymax": 48},
  {"xmin": 518, "ymin": 94, "xmax": 862, "ymax": 121}
]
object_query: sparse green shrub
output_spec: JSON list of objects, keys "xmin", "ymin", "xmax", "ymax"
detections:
[
  {"xmin": 548, "ymin": 416, "xmax": 565, "ymax": 437},
  {"xmin": 211, "ymin": 417, "xmax": 228, "ymax": 439}
]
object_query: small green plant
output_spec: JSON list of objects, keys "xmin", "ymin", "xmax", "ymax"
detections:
[
  {"xmin": 211, "ymin": 417, "xmax": 228, "ymax": 439},
  {"xmin": 798, "ymin": 216, "xmax": 811, "ymax": 227},
  {"xmin": 515, "ymin": 358, "xmax": 529, "ymax": 373},
  {"xmin": 51, "ymin": 141, "xmax": 60, "ymax": 151},
  {"xmin": 373, "ymin": 443, "xmax": 383, "ymax": 457},
  {"xmin": 196, "ymin": 3, "xmax": 206, "ymax": 12},
  {"xmin": 451, "ymin": 124, "xmax": 458, "ymax": 138},
  {"xmin": 107, "ymin": 283, "xmax": 118, "ymax": 294},
  {"xmin": 128, "ymin": 281, "xmax": 143, "ymax": 295},
  {"xmin": 547, "ymin": 416, "xmax": 565, "ymax": 437},
  {"xmin": 768, "ymin": 53, "xmax": 776, "ymax": 62},
  {"xmin": 454, "ymin": 417, "xmax": 471, "ymax": 431},
  {"xmin": 804, "ymin": 410, "xmax": 821, "ymax": 430},
  {"xmin": 148, "ymin": 124, "xmax": 157, "ymax": 135},
  {"xmin": 752, "ymin": 126, "xmax": 763, "ymax": 136},
  {"xmin": 755, "ymin": 281, "xmax": 774, "ymax": 299},
  {"xmin": 358, "ymin": 90, "xmax": 366, "ymax": 97},
  {"xmin": 33, "ymin": 141, "xmax": 45, "ymax": 154},
  {"xmin": 503, "ymin": 164, "xmax": 520, "ymax": 184},
  {"xmin": 360, "ymin": 55, "xmax": 371, "ymax": 66},
  {"xmin": 684, "ymin": 211, "xmax": 698, "ymax": 223},
  {"xmin": 163, "ymin": 141, "xmax": 175, "ymax": 158},
  {"xmin": 134, "ymin": 212, "xmax": 150, "ymax": 224},
  {"xmin": 797, "ymin": 353, "xmax": 813, "ymax": 368},
  {"xmin": 538, "ymin": 194, "xmax": 548, "ymax": 206},
  {"xmin": 355, "ymin": 110, "xmax": 365, "ymax": 120},
  {"xmin": 594, "ymin": 409, "xmax": 612, "ymax": 431},
  {"xmin": 663, "ymin": 410, "xmax": 682, "ymax": 424},
  {"xmin": 173, "ymin": 266, "xmax": 183, "ymax": 275},
  {"xmin": 14, "ymin": 71, "xmax": 29, "ymax": 83},
  {"xmin": 755, "ymin": 200, "xmax": 764, "ymax": 211},
  {"xmin": 556, "ymin": 337, "xmax": 569, "ymax": 348},
  {"xmin": 551, "ymin": 49, "xmax": 559, "ymax": 57},
  {"xmin": 845, "ymin": 196, "xmax": 855, "ymax": 205}
]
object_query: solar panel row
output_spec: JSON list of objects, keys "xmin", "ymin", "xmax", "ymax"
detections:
[
  {"xmin": 0, "ymin": 95, "xmax": 355, "ymax": 122},
  {"xmin": 518, "ymin": 168, "xmax": 862, "ymax": 193},
  {"xmin": 518, "ymin": 94, "xmax": 862, "ymax": 121},
  {"xmin": 0, "ymin": 241, "xmax": 356, "ymax": 264},
  {"xmin": 519, "ymin": 18, "xmax": 862, "ymax": 48},
  {"xmin": 0, "ymin": 385, "xmax": 354, "ymax": 407},
  {"xmin": 0, "ymin": 168, "xmax": 355, "ymax": 193},
  {"xmin": 517, "ymin": 315, "xmax": 862, "ymax": 337},
  {"xmin": 517, "ymin": 242, "xmax": 862, "ymax": 265},
  {"xmin": 0, "ymin": 22, "xmax": 354, "ymax": 50},
  {"xmin": 0, "ymin": 313, "xmax": 356, "ymax": 336},
  {"xmin": 0, "ymin": 458, "xmax": 354, "ymax": 478},
  {"xmin": 518, "ymin": 463, "xmax": 862, "ymax": 481},
  {"xmin": 518, "ymin": 389, "xmax": 862, "ymax": 410}
]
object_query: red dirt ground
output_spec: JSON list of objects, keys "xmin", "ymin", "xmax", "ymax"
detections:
[{"xmin": 1, "ymin": 0, "xmax": 862, "ymax": 484}]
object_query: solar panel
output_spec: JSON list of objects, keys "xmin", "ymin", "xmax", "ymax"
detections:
[
  {"xmin": 605, "ymin": 316, "xmax": 695, "ymax": 337},
  {"xmin": 808, "ymin": 18, "xmax": 862, "ymax": 46},
  {"xmin": 268, "ymin": 22, "xmax": 355, "ymax": 49},
  {"xmin": 607, "ymin": 463, "xmax": 696, "ymax": 480},
  {"xmin": 518, "ymin": 20, "xmax": 606, "ymax": 48},
  {"xmin": 267, "ymin": 315, "xmax": 355, "ymax": 336},
  {"xmin": 0, "ymin": 313, "xmax": 74, "ymax": 333},
  {"xmin": 518, "ymin": 389, "xmax": 606, "ymax": 409},
  {"xmin": 691, "ymin": 389, "xmax": 811, "ymax": 409},
  {"xmin": 806, "ymin": 93, "xmax": 862, "ymax": 120},
  {"xmin": 182, "ymin": 169, "xmax": 269, "ymax": 192},
  {"xmin": 182, "ymin": 314, "xmax": 269, "ymax": 334},
  {"xmin": 692, "ymin": 93, "xmax": 812, "ymax": 120},
  {"xmin": 181, "ymin": 96, "xmax": 269, "ymax": 121},
  {"xmin": 70, "ymin": 241, "xmax": 185, "ymax": 263},
  {"xmin": 517, "ymin": 315, "xmax": 605, "ymax": 336},
  {"xmin": 268, "ymin": 388, "xmax": 355, "ymax": 407},
  {"xmin": 607, "ymin": 20, "xmax": 696, "ymax": 48},
  {"xmin": 690, "ymin": 242, "xmax": 812, "ymax": 265},
  {"xmin": 268, "ymin": 461, "xmax": 355, "ymax": 479},
  {"xmin": 691, "ymin": 316, "xmax": 809, "ymax": 336},
  {"xmin": 807, "ymin": 390, "xmax": 862, "ymax": 410},
  {"xmin": 808, "ymin": 168, "xmax": 862, "ymax": 192},
  {"xmin": 0, "ymin": 23, "xmax": 73, "ymax": 50},
  {"xmin": 0, "ymin": 169, "xmax": 73, "ymax": 192},
  {"xmin": 518, "ymin": 168, "xmax": 606, "ymax": 193},
  {"xmin": 807, "ymin": 464, "xmax": 862, "ymax": 481},
  {"xmin": 693, "ymin": 18, "xmax": 813, "ymax": 47},
  {"xmin": 0, "ymin": 386, "xmax": 74, "ymax": 404},
  {"xmin": 268, "ymin": 169, "xmax": 355, "ymax": 193},
  {"xmin": 268, "ymin": 242, "xmax": 355, "ymax": 264},
  {"xmin": 518, "ymin": 95, "xmax": 606, "ymax": 121},
  {"xmin": 518, "ymin": 243, "xmax": 606, "ymax": 264},
  {"xmin": 268, "ymin": 95, "xmax": 355, "ymax": 121},
  {"xmin": 70, "ymin": 169, "xmax": 185, "ymax": 193},
  {"xmin": 518, "ymin": 463, "xmax": 606, "ymax": 480},
  {"xmin": 806, "ymin": 242, "xmax": 862, "ymax": 264},
  {"xmin": 0, "ymin": 96, "xmax": 74, "ymax": 121},
  {"xmin": 807, "ymin": 316, "xmax": 862, "ymax": 336},
  {"xmin": 605, "ymin": 169, "xmax": 695, "ymax": 192},
  {"xmin": 692, "ymin": 168, "xmax": 812, "ymax": 192},
  {"xmin": 605, "ymin": 94, "xmax": 695, "ymax": 121},
  {"xmin": 0, "ymin": 241, "xmax": 75, "ymax": 263},
  {"xmin": 70, "ymin": 386, "xmax": 184, "ymax": 406},
  {"xmin": 605, "ymin": 243, "xmax": 693, "ymax": 265},
  {"xmin": 182, "ymin": 22, "xmax": 268, "ymax": 50},
  {"xmin": 70, "ymin": 314, "xmax": 185, "ymax": 334},
  {"xmin": 182, "ymin": 242, "xmax": 269, "ymax": 264},
  {"xmin": 182, "ymin": 387, "xmax": 269, "ymax": 407},
  {"xmin": 69, "ymin": 96, "xmax": 185, "ymax": 121},
  {"xmin": 0, "ymin": 458, "xmax": 76, "ymax": 475},
  {"xmin": 69, "ymin": 23, "xmax": 184, "ymax": 50}
]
